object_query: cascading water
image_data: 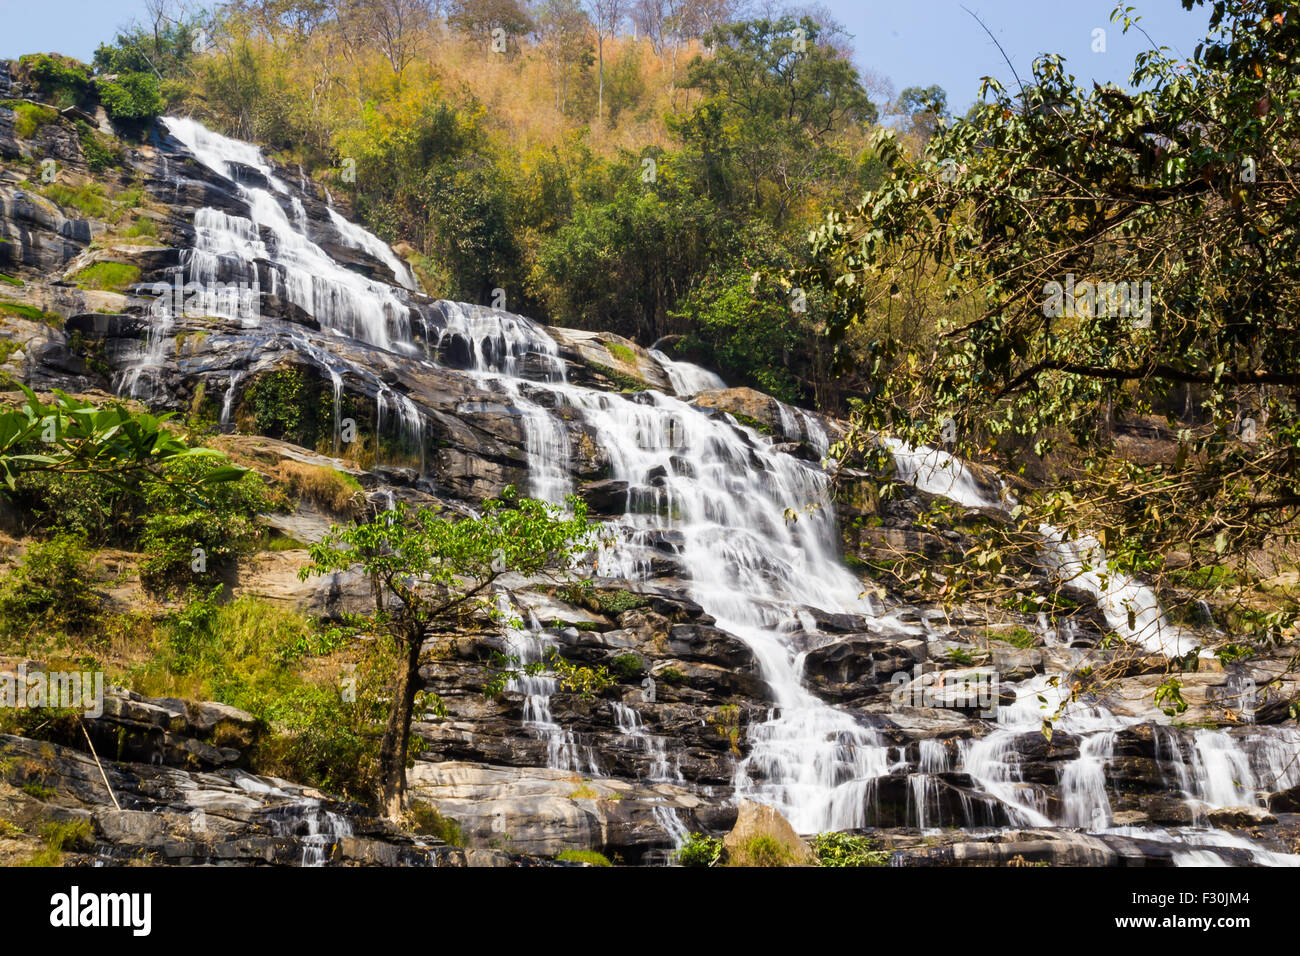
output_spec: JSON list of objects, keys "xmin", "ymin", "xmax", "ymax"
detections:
[
  {"xmin": 421, "ymin": 303, "xmax": 900, "ymax": 833},
  {"xmin": 162, "ymin": 117, "xmax": 413, "ymax": 350},
  {"xmin": 148, "ymin": 117, "xmax": 1299, "ymax": 862}
]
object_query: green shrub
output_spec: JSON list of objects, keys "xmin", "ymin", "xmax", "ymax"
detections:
[
  {"xmin": 658, "ymin": 666, "xmax": 686, "ymax": 686},
  {"xmin": 10, "ymin": 103, "xmax": 58, "ymax": 139},
  {"xmin": 609, "ymin": 653, "xmax": 644, "ymax": 680},
  {"xmin": 137, "ymin": 455, "xmax": 268, "ymax": 593},
  {"xmin": 810, "ymin": 831, "xmax": 891, "ymax": 867},
  {"xmin": 555, "ymin": 849, "xmax": 611, "ymax": 866},
  {"xmin": 75, "ymin": 121, "xmax": 122, "ymax": 172},
  {"xmin": 0, "ymin": 535, "xmax": 104, "ymax": 651},
  {"xmin": 19, "ymin": 54, "xmax": 90, "ymax": 107},
  {"xmin": 674, "ymin": 832, "xmax": 723, "ymax": 867},
  {"xmin": 97, "ymin": 72, "xmax": 163, "ymax": 123},
  {"xmin": 595, "ymin": 588, "xmax": 647, "ymax": 615},
  {"xmin": 246, "ymin": 365, "xmax": 329, "ymax": 448},
  {"xmin": 406, "ymin": 801, "xmax": 465, "ymax": 845}
]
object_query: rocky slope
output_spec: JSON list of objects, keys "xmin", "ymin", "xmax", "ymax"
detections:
[{"xmin": 2, "ymin": 59, "xmax": 1299, "ymax": 867}]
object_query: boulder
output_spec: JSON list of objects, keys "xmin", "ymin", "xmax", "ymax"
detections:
[{"xmin": 722, "ymin": 801, "xmax": 815, "ymax": 866}]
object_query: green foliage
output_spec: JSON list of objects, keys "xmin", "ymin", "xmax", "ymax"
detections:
[
  {"xmin": 483, "ymin": 646, "xmax": 613, "ymax": 700},
  {"xmin": 97, "ymin": 72, "xmax": 164, "ymax": 124},
  {"xmin": 811, "ymin": 831, "xmax": 891, "ymax": 867},
  {"xmin": 0, "ymin": 386, "xmax": 240, "ymax": 494},
  {"xmin": 594, "ymin": 588, "xmax": 646, "ymax": 615},
  {"xmin": 609, "ymin": 653, "xmax": 644, "ymax": 680},
  {"xmin": 555, "ymin": 848, "xmax": 611, "ymax": 866},
  {"xmin": 674, "ymin": 832, "xmax": 724, "ymax": 867},
  {"xmin": 138, "ymin": 455, "xmax": 268, "ymax": 592},
  {"xmin": 246, "ymin": 365, "xmax": 329, "ymax": 447},
  {"xmin": 9, "ymin": 103, "xmax": 59, "ymax": 139},
  {"xmin": 605, "ymin": 341, "xmax": 636, "ymax": 365},
  {"xmin": 41, "ymin": 182, "xmax": 112, "ymax": 220},
  {"xmin": 672, "ymin": 266, "xmax": 805, "ymax": 403},
  {"xmin": 130, "ymin": 587, "xmax": 381, "ymax": 801},
  {"xmin": 75, "ymin": 121, "xmax": 123, "ymax": 172},
  {"xmin": 20, "ymin": 819, "xmax": 94, "ymax": 866},
  {"xmin": 300, "ymin": 489, "xmax": 605, "ymax": 812},
  {"xmin": 405, "ymin": 800, "xmax": 465, "ymax": 846},
  {"xmin": 71, "ymin": 261, "xmax": 140, "ymax": 290},
  {"xmin": 0, "ymin": 302, "xmax": 60, "ymax": 325},
  {"xmin": 680, "ymin": 16, "xmax": 875, "ymax": 224},
  {"xmin": 989, "ymin": 626, "xmax": 1037, "ymax": 649},
  {"xmin": 19, "ymin": 53, "xmax": 91, "ymax": 108},
  {"xmin": 0, "ymin": 534, "xmax": 104, "ymax": 652},
  {"xmin": 658, "ymin": 666, "xmax": 686, "ymax": 686},
  {"xmin": 805, "ymin": 0, "xmax": 1300, "ymax": 682},
  {"xmin": 94, "ymin": 20, "xmax": 202, "ymax": 80}
]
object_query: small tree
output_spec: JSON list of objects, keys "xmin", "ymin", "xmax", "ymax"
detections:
[{"xmin": 299, "ymin": 492, "xmax": 604, "ymax": 819}]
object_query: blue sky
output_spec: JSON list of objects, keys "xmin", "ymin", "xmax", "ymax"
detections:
[{"xmin": 0, "ymin": 0, "xmax": 1212, "ymax": 109}]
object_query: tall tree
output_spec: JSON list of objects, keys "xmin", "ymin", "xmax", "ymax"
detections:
[
  {"xmin": 805, "ymin": 0, "xmax": 1300, "ymax": 652},
  {"xmin": 585, "ymin": 0, "xmax": 624, "ymax": 121}
]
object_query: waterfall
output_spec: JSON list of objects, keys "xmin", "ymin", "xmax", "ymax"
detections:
[
  {"xmin": 162, "ymin": 117, "xmax": 413, "ymax": 350},
  {"xmin": 649, "ymin": 348, "xmax": 725, "ymax": 396},
  {"xmin": 421, "ymin": 304, "xmax": 896, "ymax": 833},
  {"xmin": 151, "ymin": 117, "xmax": 1298, "ymax": 860}
]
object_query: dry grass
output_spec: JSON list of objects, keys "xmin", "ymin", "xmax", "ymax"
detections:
[{"xmin": 271, "ymin": 460, "xmax": 364, "ymax": 517}]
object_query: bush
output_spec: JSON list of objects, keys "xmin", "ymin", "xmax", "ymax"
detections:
[
  {"xmin": 674, "ymin": 832, "xmax": 723, "ymax": 867},
  {"xmin": 406, "ymin": 801, "xmax": 465, "ymax": 846},
  {"xmin": 0, "ymin": 535, "xmax": 104, "ymax": 651},
  {"xmin": 555, "ymin": 849, "xmax": 611, "ymax": 866},
  {"xmin": 138, "ymin": 455, "xmax": 268, "ymax": 593},
  {"xmin": 76, "ymin": 121, "xmax": 122, "ymax": 172},
  {"xmin": 97, "ymin": 72, "xmax": 163, "ymax": 123},
  {"xmin": 246, "ymin": 365, "xmax": 329, "ymax": 448},
  {"xmin": 595, "ymin": 588, "xmax": 646, "ymax": 616},
  {"xmin": 19, "ymin": 54, "xmax": 91, "ymax": 107},
  {"xmin": 810, "ymin": 831, "xmax": 891, "ymax": 867},
  {"xmin": 609, "ymin": 653, "xmax": 644, "ymax": 680}
]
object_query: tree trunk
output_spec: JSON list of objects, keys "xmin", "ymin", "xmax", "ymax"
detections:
[
  {"xmin": 377, "ymin": 629, "xmax": 424, "ymax": 821},
  {"xmin": 598, "ymin": 36, "xmax": 605, "ymax": 121}
]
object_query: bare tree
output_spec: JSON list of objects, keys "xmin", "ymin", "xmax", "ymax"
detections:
[
  {"xmin": 537, "ymin": 0, "xmax": 593, "ymax": 113},
  {"xmin": 585, "ymin": 0, "xmax": 624, "ymax": 121},
  {"xmin": 342, "ymin": 0, "xmax": 434, "ymax": 76}
]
